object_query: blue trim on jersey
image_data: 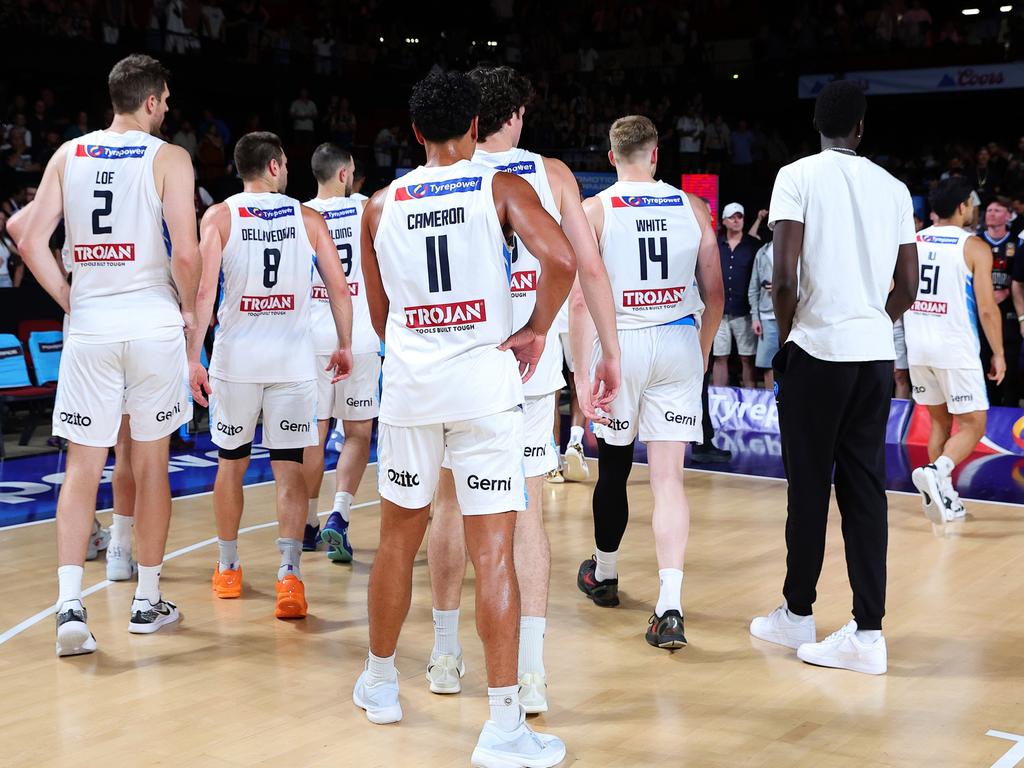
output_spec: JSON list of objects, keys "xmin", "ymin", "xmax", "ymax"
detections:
[
  {"xmin": 965, "ymin": 274, "xmax": 979, "ymax": 340},
  {"xmin": 503, "ymin": 243, "xmax": 512, "ymax": 284},
  {"xmin": 161, "ymin": 220, "xmax": 172, "ymax": 258},
  {"xmin": 982, "ymin": 231, "xmax": 1012, "ymax": 247},
  {"xmin": 660, "ymin": 314, "xmax": 697, "ymax": 328}
]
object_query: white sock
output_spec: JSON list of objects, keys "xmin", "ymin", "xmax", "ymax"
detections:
[
  {"xmin": 856, "ymin": 629, "xmax": 882, "ymax": 643},
  {"xmin": 334, "ymin": 491, "xmax": 353, "ymax": 523},
  {"xmin": 218, "ymin": 539, "xmax": 239, "ymax": 571},
  {"xmin": 306, "ymin": 498, "xmax": 319, "ymax": 527},
  {"xmin": 367, "ymin": 650, "xmax": 396, "ymax": 685},
  {"xmin": 594, "ymin": 548, "xmax": 618, "ymax": 581},
  {"xmin": 431, "ymin": 608, "xmax": 461, "ymax": 659},
  {"xmin": 655, "ymin": 568, "xmax": 683, "ymax": 617},
  {"xmin": 784, "ymin": 601, "xmax": 813, "ymax": 623},
  {"xmin": 135, "ymin": 563, "xmax": 161, "ymax": 603},
  {"xmin": 518, "ymin": 616, "xmax": 546, "ymax": 678},
  {"xmin": 569, "ymin": 425, "xmax": 584, "ymax": 445},
  {"xmin": 935, "ymin": 455, "xmax": 955, "ymax": 477},
  {"xmin": 110, "ymin": 514, "xmax": 134, "ymax": 551},
  {"xmin": 488, "ymin": 685, "xmax": 522, "ymax": 732},
  {"xmin": 277, "ymin": 537, "xmax": 302, "ymax": 580},
  {"xmin": 56, "ymin": 565, "xmax": 84, "ymax": 609}
]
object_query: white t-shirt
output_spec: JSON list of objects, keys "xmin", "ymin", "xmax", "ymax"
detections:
[
  {"xmin": 289, "ymin": 99, "xmax": 318, "ymax": 133},
  {"xmin": 676, "ymin": 116, "xmax": 704, "ymax": 154},
  {"xmin": 201, "ymin": 4, "xmax": 225, "ymax": 37},
  {"xmin": 768, "ymin": 149, "xmax": 916, "ymax": 362}
]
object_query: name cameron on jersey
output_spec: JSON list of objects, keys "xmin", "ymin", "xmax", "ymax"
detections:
[
  {"xmin": 241, "ymin": 226, "xmax": 296, "ymax": 243},
  {"xmin": 404, "ymin": 299, "xmax": 487, "ymax": 332},
  {"xmin": 407, "ymin": 207, "xmax": 466, "ymax": 230}
]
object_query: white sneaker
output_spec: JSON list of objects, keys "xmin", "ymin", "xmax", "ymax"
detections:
[
  {"xmin": 749, "ymin": 604, "xmax": 816, "ymax": 649},
  {"xmin": 353, "ymin": 668, "xmax": 403, "ymax": 724},
  {"xmin": 519, "ymin": 673, "xmax": 548, "ymax": 714},
  {"xmin": 544, "ymin": 468, "xmax": 564, "ymax": 485},
  {"xmin": 796, "ymin": 620, "xmax": 887, "ymax": 675},
  {"xmin": 426, "ymin": 652, "xmax": 465, "ymax": 694},
  {"xmin": 55, "ymin": 600, "xmax": 97, "ymax": 657},
  {"xmin": 86, "ymin": 518, "xmax": 110, "ymax": 561},
  {"xmin": 912, "ymin": 464, "xmax": 951, "ymax": 524},
  {"xmin": 562, "ymin": 443, "xmax": 590, "ymax": 482},
  {"xmin": 941, "ymin": 481, "xmax": 967, "ymax": 520},
  {"xmin": 127, "ymin": 597, "xmax": 180, "ymax": 634},
  {"xmin": 471, "ymin": 712, "xmax": 566, "ymax": 768},
  {"xmin": 105, "ymin": 544, "xmax": 137, "ymax": 582}
]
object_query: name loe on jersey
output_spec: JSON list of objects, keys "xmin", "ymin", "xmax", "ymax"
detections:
[
  {"xmin": 623, "ymin": 285, "xmax": 686, "ymax": 309},
  {"xmin": 73, "ymin": 243, "xmax": 135, "ymax": 264},
  {"xmin": 395, "ymin": 177, "xmax": 482, "ymax": 201},
  {"xmin": 404, "ymin": 299, "xmax": 487, "ymax": 332},
  {"xmin": 75, "ymin": 144, "xmax": 147, "ymax": 159},
  {"xmin": 611, "ymin": 195, "xmax": 684, "ymax": 208},
  {"xmin": 240, "ymin": 294, "xmax": 295, "ymax": 314}
]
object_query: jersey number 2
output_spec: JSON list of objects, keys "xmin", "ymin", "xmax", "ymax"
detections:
[{"xmin": 92, "ymin": 190, "xmax": 113, "ymax": 235}]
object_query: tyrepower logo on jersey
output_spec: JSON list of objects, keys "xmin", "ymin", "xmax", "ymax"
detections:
[
  {"xmin": 611, "ymin": 195, "xmax": 683, "ymax": 208},
  {"xmin": 622, "ymin": 286, "xmax": 686, "ymax": 308},
  {"xmin": 59, "ymin": 411, "xmax": 92, "ymax": 427},
  {"xmin": 404, "ymin": 299, "xmax": 487, "ymax": 333},
  {"xmin": 75, "ymin": 144, "xmax": 146, "ymax": 159},
  {"xmin": 395, "ymin": 177, "xmax": 482, "ymax": 201},
  {"xmin": 510, "ymin": 270, "xmax": 537, "ymax": 295},
  {"xmin": 911, "ymin": 299, "xmax": 948, "ymax": 315},
  {"xmin": 239, "ymin": 205, "xmax": 294, "ymax": 221},
  {"xmin": 321, "ymin": 207, "xmax": 357, "ymax": 220},
  {"xmin": 240, "ymin": 295, "xmax": 295, "ymax": 314},
  {"xmin": 387, "ymin": 469, "xmax": 420, "ymax": 487},
  {"xmin": 73, "ymin": 243, "xmax": 136, "ymax": 264},
  {"xmin": 496, "ymin": 160, "xmax": 536, "ymax": 176},
  {"xmin": 918, "ymin": 234, "xmax": 960, "ymax": 245}
]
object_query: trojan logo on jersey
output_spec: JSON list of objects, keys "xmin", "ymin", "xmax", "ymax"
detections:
[
  {"xmin": 73, "ymin": 243, "xmax": 136, "ymax": 262},
  {"xmin": 239, "ymin": 205, "xmax": 294, "ymax": 221},
  {"xmin": 404, "ymin": 299, "xmax": 487, "ymax": 330},
  {"xmin": 240, "ymin": 294, "xmax": 295, "ymax": 313},
  {"xmin": 623, "ymin": 286, "xmax": 686, "ymax": 307},
  {"xmin": 611, "ymin": 195, "xmax": 683, "ymax": 208},
  {"xmin": 311, "ymin": 285, "xmax": 330, "ymax": 301},
  {"xmin": 918, "ymin": 234, "xmax": 960, "ymax": 245},
  {"xmin": 910, "ymin": 299, "xmax": 948, "ymax": 315},
  {"xmin": 496, "ymin": 160, "xmax": 536, "ymax": 176},
  {"xmin": 395, "ymin": 177, "xmax": 482, "ymax": 201},
  {"xmin": 510, "ymin": 270, "xmax": 537, "ymax": 293},
  {"xmin": 348, "ymin": 282, "xmax": 360, "ymax": 296},
  {"xmin": 321, "ymin": 207, "xmax": 357, "ymax": 220},
  {"xmin": 75, "ymin": 144, "xmax": 147, "ymax": 159}
]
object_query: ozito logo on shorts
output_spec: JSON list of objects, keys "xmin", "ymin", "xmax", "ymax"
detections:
[
  {"xmin": 387, "ymin": 468, "xmax": 420, "ymax": 487},
  {"xmin": 404, "ymin": 299, "xmax": 487, "ymax": 330},
  {"xmin": 510, "ymin": 271, "xmax": 537, "ymax": 293},
  {"xmin": 496, "ymin": 160, "xmax": 536, "ymax": 176},
  {"xmin": 395, "ymin": 177, "xmax": 482, "ymax": 201},
  {"xmin": 73, "ymin": 244, "xmax": 136, "ymax": 263},
  {"xmin": 606, "ymin": 418, "xmax": 630, "ymax": 431},
  {"xmin": 911, "ymin": 299, "xmax": 948, "ymax": 315},
  {"xmin": 611, "ymin": 195, "xmax": 683, "ymax": 208},
  {"xmin": 918, "ymin": 234, "xmax": 960, "ymax": 245},
  {"xmin": 321, "ymin": 207, "xmax": 357, "ymax": 220},
  {"xmin": 623, "ymin": 286, "xmax": 686, "ymax": 307},
  {"xmin": 59, "ymin": 411, "xmax": 92, "ymax": 427},
  {"xmin": 239, "ymin": 205, "xmax": 294, "ymax": 221},
  {"xmin": 216, "ymin": 421, "xmax": 243, "ymax": 436},
  {"xmin": 240, "ymin": 294, "xmax": 295, "ymax": 313},
  {"xmin": 75, "ymin": 144, "xmax": 146, "ymax": 159}
]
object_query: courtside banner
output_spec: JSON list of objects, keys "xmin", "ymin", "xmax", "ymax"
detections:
[
  {"xmin": 572, "ymin": 171, "xmax": 616, "ymax": 199},
  {"xmin": 798, "ymin": 61, "xmax": 1024, "ymax": 98},
  {"xmin": 905, "ymin": 403, "xmax": 1024, "ymax": 456}
]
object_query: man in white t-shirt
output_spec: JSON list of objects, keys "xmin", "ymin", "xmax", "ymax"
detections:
[{"xmin": 749, "ymin": 81, "xmax": 918, "ymax": 676}]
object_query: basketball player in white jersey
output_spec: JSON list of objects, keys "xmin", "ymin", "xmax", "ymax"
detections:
[
  {"xmin": 905, "ymin": 177, "xmax": 1005, "ymax": 523},
  {"xmin": 15, "ymin": 55, "xmax": 201, "ymax": 654},
  {"xmin": 189, "ymin": 132, "xmax": 352, "ymax": 620},
  {"xmin": 424, "ymin": 65, "xmax": 620, "ymax": 714},
  {"xmin": 354, "ymin": 71, "xmax": 574, "ymax": 768},
  {"xmin": 301, "ymin": 143, "xmax": 378, "ymax": 562},
  {"xmin": 573, "ymin": 116, "xmax": 724, "ymax": 649}
]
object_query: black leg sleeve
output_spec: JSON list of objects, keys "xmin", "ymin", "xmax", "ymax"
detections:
[{"xmin": 592, "ymin": 438, "xmax": 635, "ymax": 552}]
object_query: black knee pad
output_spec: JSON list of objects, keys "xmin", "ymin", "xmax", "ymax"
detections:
[
  {"xmin": 218, "ymin": 442, "xmax": 253, "ymax": 460},
  {"xmin": 269, "ymin": 447, "xmax": 304, "ymax": 463}
]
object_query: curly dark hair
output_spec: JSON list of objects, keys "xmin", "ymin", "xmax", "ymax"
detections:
[
  {"xmin": 409, "ymin": 71, "xmax": 481, "ymax": 142},
  {"xmin": 813, "ymin": 80, "xmax": 867, "ymax": 139},
  {"xmin": 468, "ymin": 66, "xmax": 534, "ymax": 140},
  {"xmin": 929, "ymin": 176, "xmax": 974, "ymax": 219}
]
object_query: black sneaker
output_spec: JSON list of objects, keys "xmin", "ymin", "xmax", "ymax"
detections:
[
  {"xmin": 577, "ymin": 558, "xmax": 620, "ymax": 607},
  {"xmin": 690, "ymin": 444, "xmax": 732, "ymax": 464},
  {"xmin": 128, "ymin": 597, "xmax": 180, "ymax": 634},
  {"xmin": 56, "ymin": 600, "xmax": 97, "ymax": 657},
  {"xmin": 646, "ymin": 610, "xmax": 687, "ymax": 649}
]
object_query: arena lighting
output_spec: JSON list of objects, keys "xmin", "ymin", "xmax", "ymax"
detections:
[
  {"xmin": 1000, "ymin": 4, "xmax": 1013, "ymax": 11},
  {"xmin": 961, "ymin": 8, "xmax": 980, "ymax": 14},
  {"xmin": 378, "ymin": 36, "xmax": 384, "ymax": 42},
  {"xmin": 732, "ymin": 73, "xmax": 739, "ymax": 80},
  {"xmin": 487, "ymin": 40, "xmax": 498, "ymax": 47}
]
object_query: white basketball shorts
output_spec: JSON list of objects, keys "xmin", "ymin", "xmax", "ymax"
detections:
[
  {"xmin": 315, "ymin": 352, "xmax": 381, "ymax": 422},
  {"xmin": 910, "ymin": 365, "xmax": 988, "ymax": 414},
  {"xmin": 209, "ymin": 378, "xmax": 318, "ymax": 450}
]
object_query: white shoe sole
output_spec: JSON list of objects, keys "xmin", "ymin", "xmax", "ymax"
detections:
[
  {"xmin": 426, "ymin": 659, "xmax": 466, "ymax": 694},
  {"xmin": 562, "ymin": 450, "xmax": 589, "ymax": 482},
  {"xmin": 471, "ymin": 742, "xmax": 566, "ymax": 768},
  {"xmin": 796, "ymin": 644, "xmax": 887, "ymax": 675},
  {"xmin": 521, "ymin": 695, "xmax": 548, "ymax": 714},
  {"xmin": 106, "ymin": 559, "xmax": 137, "ymax": 582},
  {"xmin": 352, "ymin": 686, "xmax": 403, "ymax": 724},
  {"xmin": 128, "ymin": 606, "xmax": 180, "ymax": 634},
  {"xmin": 911, "ymin": 468, "xmax": 947, "ymax": 525},
  {"xmin": 56, "ymin": 621, "xmax": 96, "ymax": 657},
  {"xmin": 749, "ymin": 619, "xmax": 815, "ymax": 650}
]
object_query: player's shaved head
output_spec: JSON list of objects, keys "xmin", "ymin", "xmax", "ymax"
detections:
[{"xmin": 311, "ymin": 143, "xmax": 353, "ymax": 184}]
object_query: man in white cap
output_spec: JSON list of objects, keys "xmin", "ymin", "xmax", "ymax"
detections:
[{"xmin": 712, "ymin": 202, "xmax": 766, "ymax": 388}]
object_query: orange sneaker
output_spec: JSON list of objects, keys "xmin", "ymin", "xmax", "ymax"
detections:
[
  {"xmin": 275, "ymin": 574, "xmax": 307, "ymax": 619},
  {"xmin": 212, "ymin": 565, "xmax": 243, "ymax": 599}
]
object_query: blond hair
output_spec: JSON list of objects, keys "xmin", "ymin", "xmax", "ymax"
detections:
[{"xmin": 609, "ymin": 115, "xmax": 658, "ymax": 161}]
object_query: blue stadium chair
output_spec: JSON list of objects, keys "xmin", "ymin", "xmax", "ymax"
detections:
[
  {"xmin": 0, "ymin": 333, "xmax": 58, "ymax": 458},
  {"xmin": 27, "ymin": 331, "xmax": 63, "ymax": 386}
]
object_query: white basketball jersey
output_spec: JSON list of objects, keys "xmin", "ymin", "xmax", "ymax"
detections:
[
  {"xmin": 209, "ymin": 192, "xmax": 316, "ymax": 383},
  {"xmin": 474, "ymin": 147, "xmax": 565, "ymax": 396},
  {"xmin": 598, "ymin": 181, "xmax": 704, "ymax": 330},
  {"xmin": 62, "ymin": 130, "xmax": 181, "ymax": 341},
  {"xmin": 374, "ymin": 160, "xmax": 522, "ymax": 426},
  {"xmin": 304, "ymin": 196, "xmax": 377, "ymax": 355},
  {"xmin": 904, "ymin": 225, "xmax": 980, "ymax": 369}
]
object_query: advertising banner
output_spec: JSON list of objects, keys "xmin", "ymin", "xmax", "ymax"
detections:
[
  {"xmin": 798, "ymin": 61, "xmax": 1024, "ymax": 98},
  {"xmin": 573, "ymin": 171, "xmax": 616, "ymax": 199},
  {"xmin": 681, "ymin": 174, "xmax": 720, "ymax": 230}
]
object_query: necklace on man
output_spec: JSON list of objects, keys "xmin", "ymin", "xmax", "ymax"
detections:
[{"xmin": 825, "ymin": 147, "xmax": 856, "ymax": 156}]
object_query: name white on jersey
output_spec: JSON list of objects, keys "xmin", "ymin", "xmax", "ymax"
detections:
[
  {"xmin": 904, "ymin": 225, "xmax": 980, "ymax": 370},
  {"xmin": 209, "ymin": 192, "xmax": 316, "ymax": 382},
  {"xmin": 374, "ymin": 160, "xmax": 522, "ymax": 426},
  {"xmin": 62, "ymin": 130, "xmax": 181, "ymax": 341},
  {"xmin": 598, "ymin": 181, "xmax": 704, "ymax": 330}
]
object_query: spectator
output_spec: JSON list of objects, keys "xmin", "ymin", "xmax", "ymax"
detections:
[
  {"xmin": 374, "ymin": 124, "xmax": 400, "ymax": 171},
  {"xmin": 704, "ymin": 114, "xmax": 730, "ymax": 173},
  {"xmin": 165, "ymin": 0, "xmax": 196, "ymax": 54},
  {"xmin": 172, "ymin": 119, "xmax": 198, "ymax": 162},
  {"xmin": 748, "ymin": 238, "xmax": 778, "ymax": 389},
  {"xmin": 712, "ymin": 202, "xmax": 766, "ymax": 388},
  {"xmin": 732, "ymin": 119, "xmax": 755, "ymax": 168},
  {"xmin": 196, "ymin": 122, "xmax": 226, "ymax": 186},
  {"xmin": 62, "ymin": 111, "xmax": 90, "ymax": 141},
  {"xmin": 2, "ymin": 127, "xmax": 41, "ymax": 176},
  {"xmin": 328, "ymin": 96, "xmax": 357, "ymax": 148},
  {"xmin": 102, "ymin": 0, "xmax": 127, "ymax": 44},
  {"xmin": 675, "ymin": 105, "xmax": 704, "ymax": 171},
  {"xmin": 201, "ymin": 0, "xmax": 226, "ymax": 51},
  {"xmin": 2, "ymin": 185, "xmax": 34, "ymax": 217},
  {"xmin": 974, "ymin": 147, "xmax": 1002, "ymax": 200},
  {"xmin": 199, "ymin": 108, "xmax": 230, "ymax": 145},
  {"xmin": 289, "ymin": 87, "xmax": 318, "ymax": 143},
  {"xmin": 313, "ymin": 27, "xmax": 335, "ymax": 75},
  {"xmin": 0, "ymin": 212, "xmax": 24, "ymax": 288}
]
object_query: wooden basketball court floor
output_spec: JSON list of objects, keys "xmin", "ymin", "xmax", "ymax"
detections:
[{"xmin": 1, "ymin": 460, "xmax": 1022, "ymax": 767}]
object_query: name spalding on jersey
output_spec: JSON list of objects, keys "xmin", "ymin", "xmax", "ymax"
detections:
[
  {"xmin": 73, "ymin": 243, "xmax": 136, "ymax": 263},
  {"xmin": 240, "ymin": 294, "xmax": 295, "ymax": 314},
  {"xmin": 611, "ymin": 195, "xmax": 684, "ymax": 208},
  {"xmin": 75, "ymin": 144, "xmax": 147, "ymax": 159},
  {"xmin": 404, "ymin": 299, "xmax": 487, "ymax": 331},
  {"xmin": 395, "ymin": 177, "xmax": 482, "ymax": 201},
  {"xmin": 495, "ymin": 160, "xmax": 536, "ymax": 175},
  {"xmin": 239, "ymin": 205, "xmax": 294, "ymax": 221}
]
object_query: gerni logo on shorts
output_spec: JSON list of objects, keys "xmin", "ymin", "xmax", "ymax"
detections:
[
  {"xmin": 346, "ymin": 396, "xmax": 373, "ymax": 408},
  {"xmin": 664, "ymin": 410, "xmax": 697, "ymax": 425},
  {"xmin": 279, "ymin": 420, "xmax": 310, "ymax": 432},
  {"xmin": 467, "ymin": 474, "xmax": 512, "ymax": 491},
  {"xmin": 59, "ymin": 411, "xmax": 92, "ymax": 426},
  {"xmin": 387, "ymin": 469, "xmax": 419, "ymax": 487},
  {"xmin": 951, "ymin": 393, "xmax": 974, "ymax": 403},
  {"xmin": 156, "ymin": 402, "xmax": 182, "ymax": 422},
  {"xmin": 524, "ymin": 446, "xmax": 546, "ymax": 457}
]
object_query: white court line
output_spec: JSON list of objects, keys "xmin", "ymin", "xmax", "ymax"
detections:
[
  {"xmin": 987, "ymin": 730, "xmax": 1024, "ymax": 768},
  {"xmin": 0, "ymin": 498, "xmax": 380, "ymax": 647}
]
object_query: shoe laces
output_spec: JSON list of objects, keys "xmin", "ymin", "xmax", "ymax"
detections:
[{"xmin": 822, "ymin": 621, "xmax": 857, "ymax": 644}]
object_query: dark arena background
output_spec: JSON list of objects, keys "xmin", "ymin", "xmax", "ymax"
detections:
[{"xmin": 1, "ymin": 1, "xmax": 1023, "ymax": 766}]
